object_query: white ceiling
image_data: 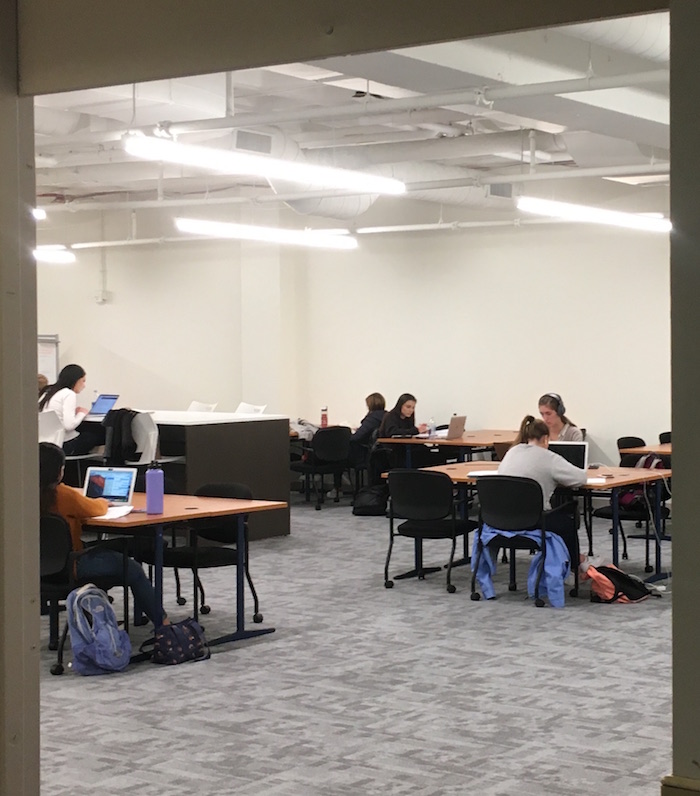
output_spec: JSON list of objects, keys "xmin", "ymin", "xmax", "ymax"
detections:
[{"xmin": 33, "ymin": 12, "xmax": 669, "ymax": 232}]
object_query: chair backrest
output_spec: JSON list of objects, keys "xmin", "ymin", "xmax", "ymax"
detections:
[
  {"xmin": 129, "ymin": 412, "xmax": 159, "ymax": 463},
  {"xmin": 476, "ymin": 475, "xmax": 543, "ymax": 531},
  {"xmin": 617, "ymin": 436, "xmax": 645, "ymax": 450},
  {"xmin": 193, "ymin": 482, "xmax": 253, "ymax": 542},
  {"xmin": 38, "ymin": 411, "xmax": 65, "ymax": 446},
  {"xmin": 235, "ymin": 401, "xmax": 267, "ymax": 414},
  {"xmin": 659, "ymin": 431, "xmax": 672, "ymax": 444},
  {"xmin": 40, "ymin": 514, "xmax": 72, "ymax": 579},
  {"xmin": 187, "ymin": 400, "xmax": 218, "ymax": 412},
  {"xmin": 311, "ymin": 426, "xmax": 352, "ymax": 461},
  {"xmin": 387, "ymin": 469, "xmax": 453, "ymax": 521}
]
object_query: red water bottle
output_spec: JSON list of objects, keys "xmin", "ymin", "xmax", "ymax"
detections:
[{"xmin": 320, "ymin": 406, "xmax": 328, "ymax": 428}]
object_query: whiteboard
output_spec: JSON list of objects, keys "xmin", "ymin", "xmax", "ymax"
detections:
[{"xmin": 38, "ymin": 335, "xmax": 59, "ymax": 383}]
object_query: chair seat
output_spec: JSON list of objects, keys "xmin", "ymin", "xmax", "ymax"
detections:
[
  {"xmin": 397, "ymin": 518, "xmax": 476, "ymax": 539},
  {"xmin": 142, "ymin": 545, "xmax": 238, "ymax": 569},
  {"xmin": 486, "ymin": 533, "xmax": 541, "ymax": 551},
  {"xmin": 290, "ymin": 460, "xmax": 346, "ymax": 475},
  {"xmin": 593, "ymin": 505, "xmax": 670, "ymax": 522}
]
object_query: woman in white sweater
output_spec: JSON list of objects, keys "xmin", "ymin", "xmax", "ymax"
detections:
[{"xmin": 39, "ymin": 364, "xmax": 102, "ymax": 455}]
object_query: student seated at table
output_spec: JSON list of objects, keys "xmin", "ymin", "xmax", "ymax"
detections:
[
  {"xmin": 474, "ymin": 415, "xmax": 588, "ymax": 606},
  {"xmin": 39, "ymin": 442, "xmax": 169, "ymax": 628},
  {"xmin": 39, "ymin": 364, "xmax": 104, "ymax": 455},
  {"xmin": 377, "ymin": 393, "xmax": 433, "ymax": 469},
  {"xmin": 538, "ymin": 392, "xmax": 584, "ymax": 442},
  {"xmin": 349, "ymin": 392, "xmax": 387, "ymax": 468}
]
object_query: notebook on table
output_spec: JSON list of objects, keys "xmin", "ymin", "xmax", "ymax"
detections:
[
  {"xmin": 549, "ymin": 441, "xmax": 589, "ymax": 470},
  {"xmin": 83, "ymin": 466, "xmax": 137, "ymax": 506},
  {"xmin": 85, "ymin": 393, "xmax": 119, "ymax": 418}
]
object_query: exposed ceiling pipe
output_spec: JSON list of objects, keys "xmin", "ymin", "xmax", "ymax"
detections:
[
  {"xmin": 317, "ymin": 130, "xmax": 566, "ymax": 168},
  {"xmin": 36, "ymin": 69, "xmax": 668, "ymax": 148},
  {"xmin": 564, "ymin": 13, "xmax": 668, "ymax": 63},
  {"xmin": 38, "ymin": 162, "xmax": 669, "ymax": 214},
  {"xmin": 34, "ymin": 107, "xmax": 124, "ymax": 138}
]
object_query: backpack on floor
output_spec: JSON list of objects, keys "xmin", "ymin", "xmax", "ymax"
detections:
[
  {"xmin": 352, "ymin": 484, "xmax": 389, "ymax": 516},
  {"xmin": 582, "ymin": 563, "xmax": 661, "ymax": 604},
  {"xmin": 66, "ymin": 583, "xmax": 132, "ymax": 675},
  {"xmin": 618, "ymin": 454, "xmax": 665, "ymax": 509}
]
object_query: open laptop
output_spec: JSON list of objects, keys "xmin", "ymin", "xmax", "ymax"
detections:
[
  {"xmin": 549, "ymin": 440, "xmax": 589, "ymax": 470},
  {"xmin": 85, "ymin": 393, "xmax": 119, "ymax": 419},
  {"xmin": 83, "ymin": 466, "xmax": 137, "ymax": 505},
  {"xmin": 417, "ymin": 414, "xmax": 467, "ymax": 439}
]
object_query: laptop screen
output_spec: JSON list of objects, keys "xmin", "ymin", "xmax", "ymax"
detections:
[
  {"xmin": 89, "ymin": 394, "xmax": 119, "ymax": 415},
  {"xmin": 83, "ymin": 466, "xmax": 137, "ymax": 504},
  {"xmin": 549, "ymin": 441, "xmax": 588, "ymax": 470}
]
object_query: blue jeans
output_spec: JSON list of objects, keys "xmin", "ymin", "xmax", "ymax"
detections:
[{"xmin": 76, "ymin": 548, "xmax": 164, "ymax": 626}]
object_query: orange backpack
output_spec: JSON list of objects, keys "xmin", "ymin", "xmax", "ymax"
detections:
[{"xmin": 580, "ymin": 563, "xmax": 660, "ymax": 604}]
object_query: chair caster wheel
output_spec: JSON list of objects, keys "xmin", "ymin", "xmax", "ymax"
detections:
[
  {"xmin": 470, "ymin": 592, "xmax": 481, "ymax": 601},
  {"xmin": 569, "ymin": 588, "xmax": 578, "ymax": 598},
  {"xmin": 200, "ymin": 605, "xmax": 211, "ymax": 615},
  {"xmin": 50, "ymin": 664, "xmax": 64, "ymax": 675},
  {"xmin": 508, "ymin": 584, "xmax": 517, "ymax": 592},
  {"xmin": 253, "ymin": 613, "xmax": 263, "ymax": 623},
  {"xmin": 48, "ymin": 641, "xmax": 58, "ymax": 651},
  {"xmin": 177, "ymin": 597, "xmax": 186, "ymax": 606},
  {"xmin": 447, "ymin": 584, "xmax": 456, "ymax": 594},
  {"xmin": 334, "ymin": 496, "xmax": 340, "ymax": 503},
  {"xmin": 384, "ymin": 580, "xmax": 394, "ymax": 589},
  {"xmin": 622, "ymin": 553, "xmax": 629, "ymax": 560},
  {"xmin": 535, "ymin": 598, "xmax": 545, "ymax": 608},
  {"xmin": 645, "ymin": 565, "xmax": 653, "ymax": 573},
  {"xmin": 315, "ymin": 505, "xmax": 321, "ymax": 511}
]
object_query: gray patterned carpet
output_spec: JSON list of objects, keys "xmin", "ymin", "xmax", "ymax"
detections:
[{"xmin": 40, "ymin": 496, "xmax": 672, "ymax": 796}]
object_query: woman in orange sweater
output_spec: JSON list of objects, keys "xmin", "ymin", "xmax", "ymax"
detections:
[{"xmin": 39, "ymin": 442, "xmax": 168, "ymax": 627}]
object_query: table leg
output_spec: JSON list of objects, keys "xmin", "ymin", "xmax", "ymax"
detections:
[
  {"xmin": 583, "ymin": 492, "xmax": 594, "ymax": 556},
  {"xmin": 646, "ymin": 478, "xmax": 672, "ymax": 584},
  {"xmin": 207, "ymin": 514, "xmax": 276, "ymax": 647},
  {"xmin": 611, "ymin": 487, "xmax": 619, "ymax": 566},
  {"xmin": 154, "ymin": 523, "xmax": 164, "ymax": 616},
  {"xmin": 394, "ymin": 538, "xmax": 441, "ymax": 580},
  {"xmin": 405, "ymin": 447, "xmax": 412, "ymax": 468}
]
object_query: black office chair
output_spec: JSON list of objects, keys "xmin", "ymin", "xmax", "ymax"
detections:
[
  {"xmin": 40, "ymin": 514, "xmax": 128, "ymax": 675},
  {"xmin": 290, "ymin": 426, "xmax": 352, "ymax": 509},
  {"xmin": 385, "ymin": 469, "xmax": 477, "ymax": 593},
  {"xmin": 138, "ymin": 482, "xmax": 263, "ymax": 624},
  {"xmin": 659, "ymin": 431, "xmax": 672, "ymax": 444},
  {"xmin": 471, "ymin": 475, "xmax": 580, "ymax": 606},
  {"xmin": 593, "ymin": 453, "xmax": 671, "ymax": 572},
  {"xmin": 617, "ymin": 436, "xmax": 646, "ymax": 464}
]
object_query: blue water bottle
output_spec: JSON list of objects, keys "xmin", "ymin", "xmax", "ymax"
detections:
[{"xmin": 145, "ymin": 461, "xmax": 164, "ymax": 514}]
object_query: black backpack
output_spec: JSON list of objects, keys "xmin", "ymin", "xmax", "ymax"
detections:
[
  {"xmin": 590, "ymin": 565, "xmax": 661, "ymax": 603},
  {"xmin": 352, "ymin": 485, "xmax": 389, "ymax": 516}
]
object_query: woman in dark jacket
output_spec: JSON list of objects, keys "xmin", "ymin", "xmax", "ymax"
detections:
[
  {"xmin": 377, "ymin": 393, "xmax": 427, "ymax": 438},
  {"xmin": 349, "ymin": 392, "xmax": 387, "ymax": 468}
]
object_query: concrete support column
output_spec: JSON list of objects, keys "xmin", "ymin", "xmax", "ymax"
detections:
[
  {"xmin": 661, "ymin": 2, "xmax": 700, "ymax": 794},
  {"xmin": 0, "ymin": 2, "xmax": 40, "ymax": 794}
]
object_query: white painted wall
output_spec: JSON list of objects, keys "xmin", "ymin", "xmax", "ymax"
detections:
[{"xmin": 36, "ymin": 215, "xmax": 670, "ymax": 462}]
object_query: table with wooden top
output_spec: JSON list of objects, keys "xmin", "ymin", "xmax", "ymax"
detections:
[
  {"xmin": 420, "ymin": 461, "xmax": 672, "ymax": 579},
  {"xmin": 85, "ymin": 493, "xmax": 287, "ymax": 648},
  {"xmin": 619, "ymin": 443, "xmax": 672, "ymax": 456},
  {"xmin": 377, "ymin": 429, "xmax": 519, "ymax": 467}
]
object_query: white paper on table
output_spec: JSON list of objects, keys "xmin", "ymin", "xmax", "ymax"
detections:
[
  {"xmin": 586, "ymin": 477, "xmax": 607, "ymax": 485},
  {"xmin": 95, "ymin": 505, "xmax": 133, "ymax": 519}
]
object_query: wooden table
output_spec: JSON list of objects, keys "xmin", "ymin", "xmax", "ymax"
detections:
[
  {"xmin": 619, "ymin": 443, "xmax": 672, "ymax": 456},
  {"xmin": 377, "ymin": 429, "xmax": 518, "ymax": 466},
  {"xmin": 421, "ymin": 462, "xmax": 672, "ymax": 578},
  {"xmin": 86, "ymin": 493, "xmax": 287, "ymax": 648}
]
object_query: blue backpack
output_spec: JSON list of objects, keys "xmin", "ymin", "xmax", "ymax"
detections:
[{"xmin": 66, "ymin": 584, "xmax": 132, "ymax": 675}]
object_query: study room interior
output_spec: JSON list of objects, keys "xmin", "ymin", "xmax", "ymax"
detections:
[{"xmin": 14, "ymin": 4, "xmax": 699, "ymax": 796}]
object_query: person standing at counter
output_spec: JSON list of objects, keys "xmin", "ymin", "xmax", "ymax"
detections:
[
  {"xmin": 39, "ymin": 364, "xmax": 102, "ymax": 455},
  {"xmin": 538, "ymin": 392, "xmax": 584, "ymax": 442}
]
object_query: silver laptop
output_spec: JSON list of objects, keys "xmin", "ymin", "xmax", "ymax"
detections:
[
  {"xmin": 85, "ymin": 393, "xmax": 119, "ymax": 418},
  {"xmin": 549, "ymin": 441, "xmax": 589, "ymax": 470},
  {"xmin": 83, "ymin": 466, "xmax": 137, "ymax": 505},
  {"xmin": 445, "ymin": 415, "xmax": 467, "ymax": 439}
]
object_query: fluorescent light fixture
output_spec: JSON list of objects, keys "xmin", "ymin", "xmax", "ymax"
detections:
[
  {"xmin": 124, "ymin": 134, "xmax": 405, "ymax": 196},
  {"xmin": 175, "ymin": 218, "xmax": 358, "ymax": 250},
  {"xmin": 517, "ymin": 196, "xmax": 671, "ymax": 233},
  {"xmin": 34, "ymin": 245, "xmax": 76, "ymax": 264},
  {"xmin": 32, "ymin": 208, "xmax": 47, "ymax": 221}
]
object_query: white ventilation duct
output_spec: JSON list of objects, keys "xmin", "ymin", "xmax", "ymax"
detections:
[
  {"xmin": 564, "ymin": 13, "xmax": 669, "ymax": 63},
  {"xmin": 34, "ymin": 107, "xmax": 124, "ymax": 138}
]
